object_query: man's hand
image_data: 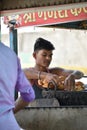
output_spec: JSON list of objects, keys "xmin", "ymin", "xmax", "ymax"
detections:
[
  {"xmin": 64, "ymin": 74, "xmax": 75, "ymax": 91},
  {"xmin": 44, "ymin": 73, "xmax": 59, "ymax": 85},
  {"xmin": 13, "ymin": 96, "xmax": 29, "ymax": 114}
]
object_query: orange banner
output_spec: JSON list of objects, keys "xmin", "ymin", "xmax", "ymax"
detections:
[{"xmin": 4, "ymin": 7, "xmax": 87, "ymax": 28}]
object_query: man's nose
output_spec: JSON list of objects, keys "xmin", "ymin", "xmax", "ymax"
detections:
[
  {"xmin": 46, "ymin": 56, "xmax": 51, "ymax": 60},
  {"xmin": 46, "ymin": 56, "xmax": 50, "ymax": 59}
]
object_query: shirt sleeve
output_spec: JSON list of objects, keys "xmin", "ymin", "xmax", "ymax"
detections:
[{"xmin": 15, "ymin": 58, "xmax": 35, "ymax": 102}]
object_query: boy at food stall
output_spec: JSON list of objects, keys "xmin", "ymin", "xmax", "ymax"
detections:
[
  {"xmin": 0, "ymin": 42, "xmax": 35, "ymax": 130},
  {"xmin": 24, "ymin": 37, "xmax": 84, "ymax": 98}
]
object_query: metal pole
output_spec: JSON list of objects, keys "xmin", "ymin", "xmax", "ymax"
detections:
[{"xmin": 9, "ymin": 26, "xmax": 18, "ymax": 100}]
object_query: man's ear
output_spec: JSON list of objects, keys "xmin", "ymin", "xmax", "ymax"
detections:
[{"xmin": 33, "ymin": 52, "xmax": 36, "ymax": 59}]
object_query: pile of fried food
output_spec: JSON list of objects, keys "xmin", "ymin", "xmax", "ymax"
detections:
[{"xmin": 38, "ymin": 76, "xmax": 85, "ymax": 91}]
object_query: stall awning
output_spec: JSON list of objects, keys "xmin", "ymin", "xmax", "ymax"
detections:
[
  {"xmin": 0, "ymin": 0, "xmax": 87, "ymax": 12},
  {"xmin": 2, "ymin": 2, "xmax": 87, "ymax": 30}
]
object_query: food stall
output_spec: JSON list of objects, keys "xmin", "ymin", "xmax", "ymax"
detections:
[{"xmin": 0, "ymin": 0, "xmax": 87, "ymax": 130}]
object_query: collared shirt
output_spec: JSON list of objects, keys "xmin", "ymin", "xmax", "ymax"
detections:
[{"xmin": 0, "ymin": 42, "xmax": 35, "ymax": 115}]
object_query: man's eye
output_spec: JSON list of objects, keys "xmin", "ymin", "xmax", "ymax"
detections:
[{"xmin": 42, "ymin": 54, "xmax": 46, "ymax": 56}]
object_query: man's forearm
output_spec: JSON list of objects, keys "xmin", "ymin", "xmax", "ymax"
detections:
[
  {"xmin": 13, "ymin": 96, "xmax": 29, "ymax": 114},
  {"xmin": 72, "ymin": 70, "xmax": 84, "ymax": 79},
  {"xmin": 24, "ymin": 68, "xmax": 48, "ymax": 80}
]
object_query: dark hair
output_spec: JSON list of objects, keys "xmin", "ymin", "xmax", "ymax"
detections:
[{"xmin": 34, "ymin": 37, "xmax": 55, "ymax": 52}]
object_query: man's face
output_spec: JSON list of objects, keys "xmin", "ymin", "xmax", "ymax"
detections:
[{"xmin": 33, "ymin": 49, "xmax": 53, "ymax": 68}]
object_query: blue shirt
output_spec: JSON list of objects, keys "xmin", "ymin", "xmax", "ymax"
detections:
[{"xmin": 0, "ymin": 42, "xmax": 35, "ymax": 115}]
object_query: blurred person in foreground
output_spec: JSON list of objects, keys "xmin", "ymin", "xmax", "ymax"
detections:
[
  {"xmin": 0, "ymin": 42, "xmax": 35, "ymax": 130},
  {"xmin": 24, "ymin": 37, "xmax": 84, "ymax": 99}
]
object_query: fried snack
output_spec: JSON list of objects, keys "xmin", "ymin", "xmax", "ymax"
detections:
[
  {"xmin": 58, "ymin": 76, "xmax": 65, "ymax": 90},
  {"xmin": 38, "ymin": 79, "xmax": 56, "ymax": 88},
  {"xmin": 58, "ymin": 77, "xmax": 85, "ymax": 91},
  {"xmin": 38, "ymin": 76, "xmax": 65, "ymax": 89},
  {"xmin": 38, "ymin": 79, "xmax": 48, "ymax": 88},
  {"xmin": 75, "ymin": 81, "xmax": 85, "ymax": 91},
  {"xmin": 38, "ymin": 77, "xmax": 85, "ymax": 91}
]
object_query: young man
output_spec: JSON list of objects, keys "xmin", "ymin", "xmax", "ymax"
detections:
[
  {"xmin": 0, "ymin": 42, "xmax": 35, "ymax": 130},
  {"xmin": 24, "ymin": 37, "xmax": 84, "ymax": 99}
]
